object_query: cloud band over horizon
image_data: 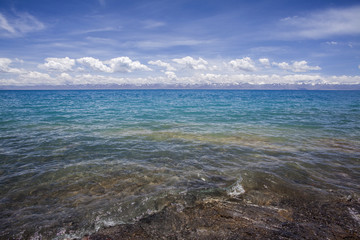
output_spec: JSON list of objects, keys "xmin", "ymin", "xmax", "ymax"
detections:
[{"xmin": 1, "ymin": 56, "xmax": 359, "ymax": 87}]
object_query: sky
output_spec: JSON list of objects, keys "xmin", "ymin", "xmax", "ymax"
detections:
[{"xmin": 0, "ymin": 0, "xmax": 360, "ymax": 88}]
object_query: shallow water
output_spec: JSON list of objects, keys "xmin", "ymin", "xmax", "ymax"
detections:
[{"xmin": 0, "ymin": 90, "xmax": 359, "ymax": 239}]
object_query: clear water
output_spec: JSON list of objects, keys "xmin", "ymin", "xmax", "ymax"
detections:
[{"xmin": 0, "ymin": 90, "xmax": 359, "ymax": 239}]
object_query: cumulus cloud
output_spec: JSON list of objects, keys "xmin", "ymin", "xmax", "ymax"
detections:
[
  {"xmin": 2, "ymin": 71, "xmax": 57, "ymax": 86},
  {"xmin": 164, "ymin": 71, "xmax": 177, "ymax": 79},
  {"xmin": 77, "ymin": 57, "xmax": 112, "ymax": 73},
  {"xmin": 62, "ymin": 57, "xmax": 152, "ymax": 73},
  {"xmin": 148, "ymin": 60, "xmax": 176, "ymax": 71},
  {"xmin": 280, "ymin": 6, "xmax": 360, "ymax": 39},
  {"xmin": 272, "ymin": 60, "xmax": 321, "ymax": 72},
  {"xmin": 259, "ymin": 58, "xmax": 270, "ymax": 67},
  {"xmin": 39, "ymin": 57, "xmax": 75, "ymax": 71},
  {"xmin": 106, "ymin": 57, "xmax": 152, "ymax": 72},
  {"xmin": 0, "ymin": 12, "xmax": 44, "ymax": 37},
  {"xmin": 229, "ymin": 57, "xmax": 256, "ymax": 72},
  {"xmin": 2, "ymin": 56, "xmax": 360, "ymax": 87},
  {"xmin": 172, "ymin": 56, "xmax": 208, "ymax": 70},
  {"xmin": 58, "ymin": 72, "xmax": 72, "ymax": 81},
  {"xmin": 24, "ymin": 71, "xmax": 51, "ymax": 79}
]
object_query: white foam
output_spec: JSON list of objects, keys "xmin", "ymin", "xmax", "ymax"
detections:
[
  {"xmin": 348, "ymin": 207, "xmax": 360, "ymax": 224},
  {"xmin": 227, "ymin": 178, "xmax": 245, "ymax": 197},
  {"xmin": 95, "ymin": 218, "xmax": 124, "ymax": 232}
]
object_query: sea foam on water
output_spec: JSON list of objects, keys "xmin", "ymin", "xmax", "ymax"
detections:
[{"xmin": 227, "ymin": 178, "xmax": 245, "ymax": 197}]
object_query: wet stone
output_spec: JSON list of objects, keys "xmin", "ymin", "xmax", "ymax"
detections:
[{"xmin": 87, "ymin": 194, "xmax": 360, "ymax": 240}]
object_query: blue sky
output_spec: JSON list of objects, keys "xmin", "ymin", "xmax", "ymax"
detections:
[{"xmin": 0, "ymin": 0, "xmax": 360, "ymax": 87}]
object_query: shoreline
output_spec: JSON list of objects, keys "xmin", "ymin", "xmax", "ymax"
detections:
[{"xmin": 86, "ymin": 190, "xmax": 360, "ymax": 240}]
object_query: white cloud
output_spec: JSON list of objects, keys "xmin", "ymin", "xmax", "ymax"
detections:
[
  {"xmin": 358, "ymin": 64, "xmax": 360, "ymax": 69},
  {"xmin": 327, "ymin": 75, "xmax": 360, "ymax": 84},
  {"xmin": 0, "ymin": 57, "xmax": 24, "ymax": 74},
  {"xmin": 272, "ymin": 60, "xmax": 321, "ymax": 72},
  {"xmin": 106, "ymin": 57, "xmax": 152, "ymax": 72},
  {"xmin": 39, "ymin": 57, "xmax": 75, "ymax": 71},
  {"xmin": 71, "ymin": 74, "xmax": 124, "ymax": 85},
  {"xmin": 326, "ymin": 41, "xmax": 338, "ymax": 45},
  {"xmin": 273, "ymin": 62, "xmax": 290, "ymax": 69},
  {"xmin": 198, "ymin": 73, "xmax": 225, "ymax": 84},
  {"xmin": 164, "ymin": 71, "xmax": 177, "ymax": 79},
  {"xmin": 58, "ymin": 72, "xmax": 72, "ymax": 81},
  {"xmin": 148, "ymin": 60, "xmax": 176, "ymax": 71},
  {"xmin": 0, "ymin": 12, "xmax": 44, "ymax": 37},
  {"xmin": 280, "ymin": 6, "xmax": 360, "ymax": 39},
  {"xmin": 14, "ymin": 58, "xmax": 24, "ymax": 63},
  {"xmin": 177, "ymin": 73, "xmax": 360, "ymax": 85},
  {"xmin": 172, "ymin": 56, "xmax": 208, "ymax": 70},
  {"xmin": 77, "ymin": 57, "xmax": 112, "ymax": 73},
  {"xmin": 0, "ymin": 58, "xmax": 13, "ymax": 72},
  {"xmin": 39, "ymin": 56, "xmax": 151, "ymax": 74},
  {"xmin": 75, "ymin": 57, "xmax": 152, "ymax": 73},
  {"xmin": 74, "ymin": 27, "xmax": 118, "ymax": 35},
  {"xmin": 4, "ymin": 71, "xmax": 59, "ymax": 86},
  {"xmin": 0, "ymin": 14, "xmax": 15, "ymax": 34},
  {"xmin": 259, "ymin": 58, "xmax": 270, "ymax": 67},
  {"xmin": 194, "ymin": 73, "xmax": 360, "ymax": 85},
  {"xmin": 1, "ymin": 56, "xmax": 360, "ymax": 87},
  {"xmin": 2, "ymin": 71, "xmax": 360, "ymax": 87},
  {"xmin": 229, "ymin": 57, "xmax": 256, "ymax": 72},
  {"xmin": 208, "ymin": 65, "xmax": 218, "ymax": 71},
  {"xmin": 24, "ymin": 71, "xmax": 51, "ymax": 79}
]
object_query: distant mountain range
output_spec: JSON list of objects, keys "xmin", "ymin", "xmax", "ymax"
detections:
[{"xmin": 1, "ymin": 83, "xmax": 360, "ymax": 90}]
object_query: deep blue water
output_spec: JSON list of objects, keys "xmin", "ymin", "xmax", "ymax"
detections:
[{"xmin": 0, "ymin": 90, "xmax": 359, "ymax": 239}]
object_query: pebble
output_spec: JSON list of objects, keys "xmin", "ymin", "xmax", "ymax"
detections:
[{"xmin": 346, "ymin": 195, "xmax": 352, "ymax": 202}]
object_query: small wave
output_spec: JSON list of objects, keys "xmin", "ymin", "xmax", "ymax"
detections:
[
  {"xmin": 95, "ymin": 217, "xmax": 125, "ymax": 232},
  {"xmin": 227, "ymin": 178, "xmax": 245, "ymax": 197}
]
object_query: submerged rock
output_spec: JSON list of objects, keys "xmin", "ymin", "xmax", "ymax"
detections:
[{"xmin": 88, "ymin": 194, "xmax": 360, "ymax": 240}]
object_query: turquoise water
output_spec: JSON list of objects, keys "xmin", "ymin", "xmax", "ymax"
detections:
[{"xmin": 0, "ymin": 90, "xmax": 359, "ymax": 239}]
